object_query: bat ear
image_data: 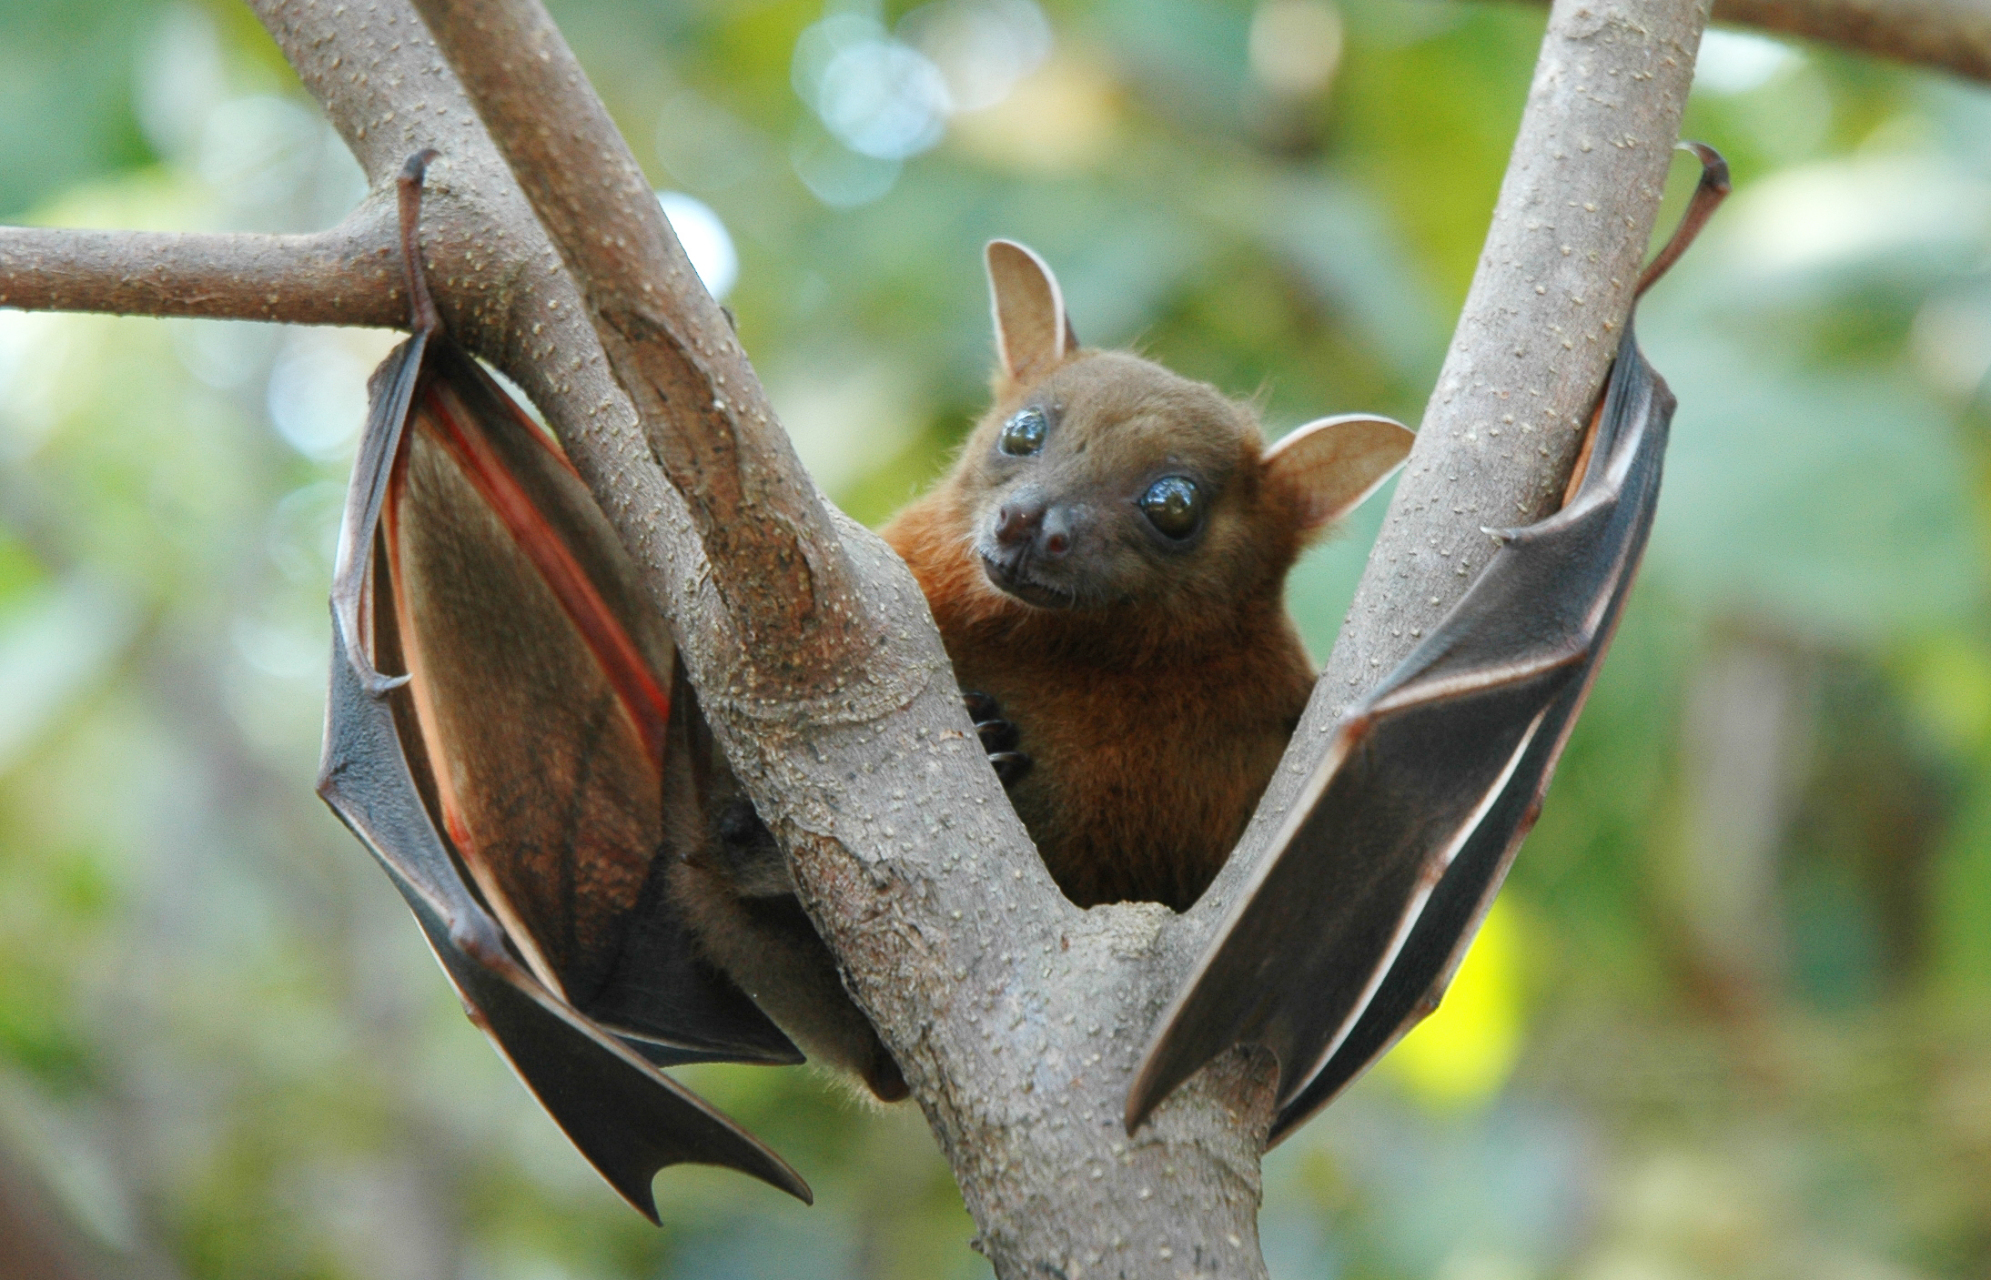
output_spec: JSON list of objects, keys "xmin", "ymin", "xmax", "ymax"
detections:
[
  {"xmin": 1261, "ymin": 414, "xmax": 1414, "ymax": 532},
  {"xmin": 987, "ymin": 239, "xmax": 1078, "ymax": 387}
]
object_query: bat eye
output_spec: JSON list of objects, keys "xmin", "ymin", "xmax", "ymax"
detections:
[
  {"xmin": 1139, "ymin": 476, "xmax": 1203, "ymax": 540},
  {"xmin": 999, "ymin": 408, "xmax": 1048, "ymax": 456}
]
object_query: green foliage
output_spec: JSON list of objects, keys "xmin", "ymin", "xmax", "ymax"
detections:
[{"xmin": 2, "ymin": 0, "xmax": 1990, "ymax": 1276}]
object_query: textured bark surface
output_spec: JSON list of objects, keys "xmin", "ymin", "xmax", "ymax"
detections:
[
  {"xmin": 1327, "ymin": 0, "xmax": 1709, "ymax": 706},
  {"xmin": 0, "ymin": 208, "xmax": 403, "ymax": 323},
  {"xmin": 1713, "ymin": 0, "xmax": 1991, "ymax": 81},
  {"xmin": 1504, "ymin": 0, "xmax": 1991, "ymax": 83},
  {"xmin": 1201, "ymin": 0, "xmax": 1711, "ymax": 923},
  {"xmin": 0, "ymin": 0, "xmax": 1722, "ymax": 1272}
]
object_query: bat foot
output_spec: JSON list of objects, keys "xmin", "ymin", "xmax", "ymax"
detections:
[
  {"xmin": 964, "ymin": 691, "xmax": 1031, "ymax": 787},
  {"xmin": 704, "ymin": 798, "xmax": 797, "ymax": 898},
  {"xmin": 715, "ymin": 797, "xmax": 772, "ymax": 850},
  {"xmin": 865, "ymin": 1048, "xmax": 910, "ymax": 1102}
]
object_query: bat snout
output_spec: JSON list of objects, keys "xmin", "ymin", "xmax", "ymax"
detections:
[{"xmin": 992, "ymin": 494, "xmax": 1074, "ymax": 561}]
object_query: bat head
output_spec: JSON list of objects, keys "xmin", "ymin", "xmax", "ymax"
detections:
[{"xmin": 950, "ymin": 239, "xmax": 1413, "ymax": 631}]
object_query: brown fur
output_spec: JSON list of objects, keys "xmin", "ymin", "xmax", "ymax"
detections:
[
  {"xmin": 672, "ymin": 242, "xmax": 1404, "ymax": 1093},
  {"xmin": 883, "ymin": 350, "xmax": 1325, "ymax": 910}
]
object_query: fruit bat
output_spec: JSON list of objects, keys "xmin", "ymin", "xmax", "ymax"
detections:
[
  {"xmin": 879, "ymin": 239, "xmax": 1416, "ymax": 913},
  {"xmin": 1124, "ymin": 143, "xmax": 1732, "ymax": 1140},
  {"xmin": 319, "ymin": 151, "xmax": 1416, "ymax": 1219},
  {"xmin": 320, "ymin": 135, "xmax": 1725, "ymax": 1218}
]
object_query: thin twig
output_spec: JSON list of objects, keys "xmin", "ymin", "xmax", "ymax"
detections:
[
  {"xmin": 1712, "ymin": 0, "xmax": 1991, "ymax": 81},
  {"xmin": 0, "ymin": 203, "xmax": 401, "ymax": 326}
]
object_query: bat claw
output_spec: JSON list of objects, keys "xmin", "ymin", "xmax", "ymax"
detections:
[
  {"xmin": 964, "ymin": 691, "xmax": 1031, "ymax": 787},
  {"xmin": 358, "ymin": 667, "xmax": 412, "ymax": 697},
  {"xmin": 976, "ymin": 717, "xmax": 1020, "ymax": 754},
  {"xmin": 988, "ymin": 751, "xmax": 1031, "ymax": 786}
]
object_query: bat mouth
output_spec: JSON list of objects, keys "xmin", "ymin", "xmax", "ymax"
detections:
[{"xmin": 979, "ymin": 549, "xmax": 1077, "ymax": 610}]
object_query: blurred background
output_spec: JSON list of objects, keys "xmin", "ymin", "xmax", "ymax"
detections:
[{"xmin": 1, "ymin": 0, "xmax": 1988, "ymax": 1275}]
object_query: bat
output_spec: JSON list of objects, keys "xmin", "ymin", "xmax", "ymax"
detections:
[
  {"xmin": 1125, "ymin": 143, "xmax": 1732, "ymax": 1142},
  {"xmin": 317, "ymin": 150, "xmax": 812, "ymax": 1219},
  {"xmin": 320, "ymin": 137, "xmax": 1727, "ymax": 1217}
]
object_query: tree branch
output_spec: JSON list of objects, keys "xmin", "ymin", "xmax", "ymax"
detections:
[
  {"xmin": 1196, "ymin": 0, "xmax": 1709, "ymax": 926},
  {"xmin": 1711, "ymin": 0, "xmax": 1991, "ymax": 81},
  {"xmin": 403, "ymin": 0, "xmax": 870, "ymax": 696},
  {"xmin": 0, "ymin": 0, "xmax": 1715, "ymax": 1273},
  {"xmin": 0, "ymin": 203, "xmax": 403, "ymax": 324},
  {"xmin": 1338, "ymin": 0, "xmax": 1708, "ymax": 690},
  {"xmin": 1501, "ymin": 0, "xmax": 1991, "ymax": 82}
]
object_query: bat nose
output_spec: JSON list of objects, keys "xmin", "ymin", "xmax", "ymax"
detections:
[
  {"xmin": 1038, "ymin": 507, "xmax": 1071, "ymax": 559},
  {"xmin": 994, "ymin": 496, "xmax": 1045, "ymax": 547},
  {"xmin": 994, "ymin": 497, "xmax": 1071, "ymax": 560}
]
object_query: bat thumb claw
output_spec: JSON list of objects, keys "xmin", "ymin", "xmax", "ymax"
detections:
[
  {"xmin": 339, "ymin": 635, "xmax": 412, "ymax": 698},
  {"xmin": 358, "ymin": 668, "xmax": 412, "ymax": 697}
]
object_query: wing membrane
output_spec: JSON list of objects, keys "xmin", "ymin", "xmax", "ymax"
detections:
[
  {"xmin": 1126, "ymin": 141, "xmax": 1728, "ymax": 1139},
  {"xmin": 321, "ymin": 332, "xmax": 808, "ymax": 1219},
  {"xmin": 1127, "ymin": 323, "xmax": 1675, "ymax": 1137},
  {"xmin": 1263, "ymin": 333, "xmax": 1671, "ymax": 1140}
]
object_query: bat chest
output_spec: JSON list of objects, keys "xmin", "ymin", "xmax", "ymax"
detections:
[{"xmin": 966, "ymin": 648, "xmax": 1312, "ymax": 911}]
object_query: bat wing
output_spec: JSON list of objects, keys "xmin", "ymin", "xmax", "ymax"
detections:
[
  {"xmin": 319, "ymin": 332, "xmax": 810, "ymax": 1217},
  {"xmin": 1126, "ymin": 323, "xmax": 1674, "ymax": 1139}
]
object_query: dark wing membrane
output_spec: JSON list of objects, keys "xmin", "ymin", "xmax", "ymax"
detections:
[
  {"xmin": 382, "ymin": 345, "xmax": 797, "ymax": 1066},
  {"xmin": 1127, "ymin": 325, "xmax": 1674, "ymax": 1135},
  {"xmin": 1266, "ymin": 333, "xmax": 1672, "ymax": 1141},
  {"xmin": 319, "ymin": 334, "xmax": 809, "ymax": 1217},
  {"xmin": 322, "ymin": 612, "xmax": 810, "ymax": 1216}
]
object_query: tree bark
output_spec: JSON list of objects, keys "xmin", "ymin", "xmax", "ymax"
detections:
[
  {"xmin": 0, "ymin": 0, "xmax": 1714, "ymax": 1273},
  {"xmin": 1711, "ymin": 0, "xmax": 1991, "ymax": 81},
  {"xmin": 1498, "ymin": 0, "xmax": 1991, "ymax": 83},
  {"xmin": 0, "ymin": 207, "xmax": 403, "ymax": 324}
]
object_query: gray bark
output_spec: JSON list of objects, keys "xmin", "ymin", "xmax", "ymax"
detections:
[
  {"xmin": 0, "ymin": 0, "xmax": 1717, "ymax": 1273},
  {"xmin": 1711, "ymin": 0, "xmax": 1991, "ymax": 82},
  {"xmin": 0, "ymin": 209, "xmax": 404, "ymax": 324},
  {"xmin": 1503, "ymin": 0, "xmax": 1991, "ymax": 83}
]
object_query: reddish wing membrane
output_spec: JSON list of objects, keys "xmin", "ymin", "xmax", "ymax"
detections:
[
  {"xmin": 318, "ymin": 153, "xmax": 807, "ymax": 1220},
  {"xmin": 382, "ymin": 341, "xmax": 802, "ymax": 1066}
]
